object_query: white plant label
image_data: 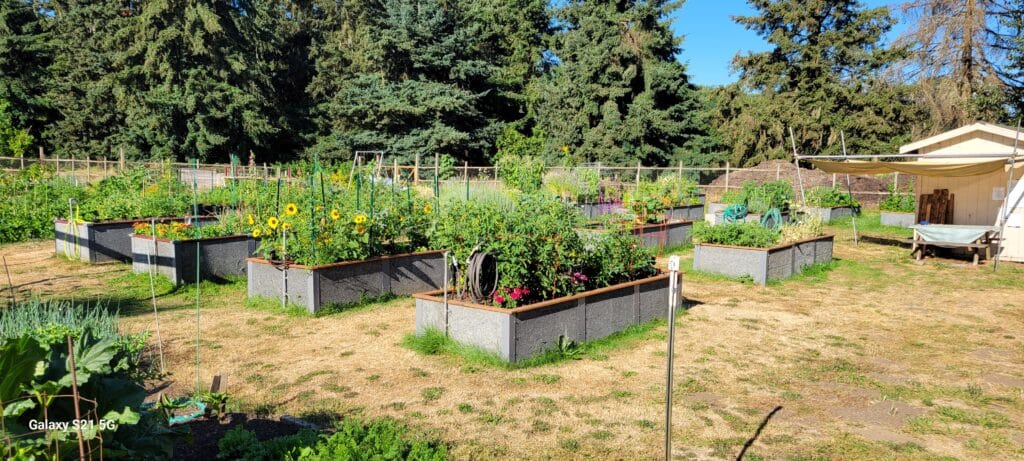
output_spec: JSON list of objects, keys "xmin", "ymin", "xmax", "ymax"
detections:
[{"xmin": 667, "ymin": 256, "xmax": 680, "ymax": 272}]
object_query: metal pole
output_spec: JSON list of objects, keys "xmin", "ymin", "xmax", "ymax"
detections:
[
  {"xmin": 664, "ymin": 256, "xmax": 681, "ymax": 461},
  {"xmin": 148, "ymin": 217, "xmax": 166, "ymax": 372},
  {"xmin": 994, "ymin": 119, "xmax": 1022, "ymax": 271},
  {"xmin": 443, "ymin": 251, "xmax": 450, "ymax": 335},
  {"xmin": 789, "ymin": 127, "xmax": 806, "ymax": 206},
  {"xmin": 840, "ymin": 131, "xmax": 859, "ymax": 244}
]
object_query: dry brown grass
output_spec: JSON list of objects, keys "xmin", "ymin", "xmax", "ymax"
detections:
[{"xmin": 4, "ymin": 226, "xmax": 1023, "ymax": 460}]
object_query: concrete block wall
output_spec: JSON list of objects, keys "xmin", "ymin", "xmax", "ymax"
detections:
[
  {"xmin": 132, "ymin": 235, "xmax": 257, "ymax": 285},
  {"xmin": 693, "ymin": 235, "xmax": 834, "ymax": 285},
  {"xmin": 414, "ymin": 273, "xmax": 674, "ymax": 362}
]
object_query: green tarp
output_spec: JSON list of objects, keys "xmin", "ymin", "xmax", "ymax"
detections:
[{"xmin": 910, "ymin": 224, "xmax": 998, "ymax": 246}]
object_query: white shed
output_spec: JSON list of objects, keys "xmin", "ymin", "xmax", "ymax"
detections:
[
  {"xmin": 900, "ymin": 122, "xmax": 1023, "ymax": 228},
  {"xmin": 808, "ymin": 122, "xmax": 1024, "ymax": 263}
]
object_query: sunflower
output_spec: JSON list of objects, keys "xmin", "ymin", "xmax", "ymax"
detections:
[
  {"xmin": 562, "ymin": 145, "xmax": 570, "ymax": 153},
  {"xmin": 247, "ymin": 214, "xmax": 255, "ymax": 226},
  {"xmin": 355, "ymin": 224, "xmax": 366, "ymax": 234},
  {"xmin": 252, "ymin": 228, "xmax": 262, "ymax": 238},
  {"xmin": 282, "ymin": 222, "xmax": 292, "ymax": 231},
  {"xmin": 330, "ymin": 209, "xmax": 341, "ymax": 221},
  {"xmin": 423, "ymin": 203, "xmax": 432, "ymax": 214},
  {"xmin": 354, "ymin": 214, "xmax": 367, "ymax": 224},
  {"xmin": 285, "ymin": 203, "xmax": 298, "ymax": 216},
  {"xmin": 267, "ymin": 217, "xmax": 279, "ymax": 229}
]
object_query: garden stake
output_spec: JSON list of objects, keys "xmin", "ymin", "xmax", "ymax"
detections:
[
  {"xmin": 789, "ymin": 127, "xmax": 806, "ymax": 206},
  {"xmin": 192, "ymin": 158, "xmax": 202, "ymax": 393},
  {"xmin": 67, "ymin": 335, "xmax": 88, "ymax": 460},
  {"xmin": 839, "ymin": 131, "xmax": 859, "ymax": 245},
  {"xmin": 282, "ymin": 228, "xmax": 288, "ymax": 310},
  {"xmin": 443, "ymin": 251, "xmax": 450, "ymax": 335},
  {"xmin": 3, "ymin": 255, "xmax": 14, "ymax": 306},
  {"xmin": 147, "ymin": 218, "xmax": 166, "ymax": 373},
  {"xmin": 664, "ymin": 256, "xmax": 682, "ymax": 461},
  {"xmin": 309, "ymin": 175, "xmax": 316, "ymax": 263}
]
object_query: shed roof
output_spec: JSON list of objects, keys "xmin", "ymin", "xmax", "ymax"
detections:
[{"xmin": 899, "ymin": 122, "xmax": 1021, "ymax": 154}]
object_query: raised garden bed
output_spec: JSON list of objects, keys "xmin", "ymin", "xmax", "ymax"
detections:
[
  {"xmin": 692, "ymin": 235, "xmax": 834, "ymax": 285},
  {"xmin": 880, "ymin": 211, "xmax": 916, "ymax": 227},
  {"xmin": 578, "ymin": 202, "xmax": 625, "ymax": 219},
  {"xmin": 131, "ymin": 234, "xmax": 258, "ymax": 285},
  {"xmin": 803, "ymin": 206, "xmax": 855, "ymax": 223},
  {"xmin": 582, "ymin": 220, "xmax": 692, "ymax": 249},
  {"xmin": 666, "ymin": 204, "xmax": 705, "ymax": 221},
  {"xmin": 247, "ymin": 250, "xmax": 447, "ymax": 314},
  {"xmin": 413, "ymin": 273, "xmax": 676, "ymax": 362},
  {"xmin": 54, "ymin": 216, "xmax": 216, "ymax": 264}
]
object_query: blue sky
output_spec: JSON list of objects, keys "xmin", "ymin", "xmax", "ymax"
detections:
[{"xmin": 671, "ymin": 0, "xmax": 905, "ymax": 86}]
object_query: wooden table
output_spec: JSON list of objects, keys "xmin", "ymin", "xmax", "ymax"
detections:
[{"xmin": 905, "ymin": 225, "xmax": 1001, "ymax": 265}]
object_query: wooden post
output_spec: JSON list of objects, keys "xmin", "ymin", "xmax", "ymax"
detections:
[
  {"xmin": 832, "ymin": 173, "xmax": 837, "ymax": 187},
  {"xmin": 776, "ymin": 163, "xmax": 780, "ymax": 180},
  {"xmin": 86, "ymin": 155, "xmax": 91, "ymax": 182},
  {"xmin": 725, "ymin": 162, "xmax": 731, "ymax": 191},
  {"xmin": 677, "ymin": 160, "xmax": 683, "ymax": 176},
  {"xmin": 393, "ymin": 159, "xmax": 399, "ymax": 183},
  {"xmin": 434, "ymin": 153, "xmax": 439, "ymax": 180},
  {"xmin": 56, "ymin": 153, "xmax": 60, "ymax": 175},
  {"xmin": 414, "ymin": 154, "xmax": 420, "ymax": 183},
  {"xmin": 463, "ymin": 161, "xmax": 469, "ymax": 181},
  {"xmin": 118, "ymin": 147, "xmax": 125, "ymax": 171},
  {"xmin": 635, "ymin": 161, "xmax": 642, "ymax": 185},
  {"xmin": 893, "ymin": 172, "xmax": 899, "ymax": 189},
  {"xmin": 38, "ymin": 146, "xmax": 44, "ymax": 162},
  {"xmin": 19, "ymin": 156, "xmax": 24, "ymax": 170},
  {"xmin": 264, "ymin": 163, "xmax": 268, "ymax": 179}
]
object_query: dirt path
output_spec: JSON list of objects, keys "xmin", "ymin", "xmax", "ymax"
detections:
[{"xmin": 5, "ymin": 233, "xmax": 1024, "ymax": 460}]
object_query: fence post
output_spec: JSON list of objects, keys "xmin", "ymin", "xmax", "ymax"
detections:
[
  {"xmin": 893, "ymin": 172, "xmax": 899, "ymax": 189},
  {"xmin": 832, "ymin": 173, "xmax": 836, "ymax": 187},
  {"xmin": 56, "ymin": 153, "xmax": 60, "ymax": 175},
  {"xmin": 393, "ymin": 159, "xmax": 399, "ymax": 183},
  {"xmin": 725, "ymin": 162, "xmax": 731, "ymax": 191},
  {"xmin": 635, "ymin": 161, "xmax": 642, "ymax": 185},
  {"xmin": 776, "ymin": 163, "xmax": 780, "ymax": 180},
  {"xmin": 264, "ymin": 163, "xmax": 268, "ymax": 179},
  {"xmin": 38, "ymin": 146, "xmax": 44, "ymax": 162},
  {"xmin": 414, "ymin": 154, "xmax": 420, "ymax": 184},
  {"xmin": 119, "ymin": 147, "xmax": 125, "ymax": 171},
  {"xmin": 434, "ymin": 153, "xmax": 440, "ymax": 181},
  {"xmin": 678, "ymin": 160, "xmax": 683, "ymax": 177},
  {"xmin": 597, "ymin": 162, "xmax": 602, "ymax": 181},
  {"xmin": 86, "ymin": 156, "xmax": 91, "ymax": 182}
]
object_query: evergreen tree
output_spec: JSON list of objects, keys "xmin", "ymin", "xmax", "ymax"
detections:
[
  {"xmin": 716, "ymin": 0, "xmax": 909, "ymax": 162},
  {"xmin": 44, "ymin": 0, "xmax": 133, "ymax": 159},
  {"xmin": 0, "ymin": 0, "xmax": 54, "ymax": 140},
  {"xmin": 309, "ymin": 0, "xmax": 495, "ymax": 164},
  {"xmin": 996, "ymin": 0, "xmax": 1024, "ymax": 117},
  {"xmin": 528, "ymin": 0, "xmax": 709, "ymax": 166},
  {"xmin": 115, "ymin": 0, "xmax": 278, "ymax": 161}
]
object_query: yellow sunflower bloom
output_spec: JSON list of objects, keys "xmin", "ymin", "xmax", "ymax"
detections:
[
  {"xmin": 282, "ymin": 222, "xmax": 292, "ymax": 231},
  {"xmin": 423, "ymin": 204, "xmax": 432, "ymax": 214},
  {"xmin": 267, "ymin": 217, "xmax": 279, "ymax": 229},
  {"xmin": 252, "ymin": 229, "xmax": 262, "ymax": 238},
  {"xmin": 355, "ymin": 224, "xmax": 366, "ymax": 234},
  {"xmin": 285, "ymin": 203, "xmax": 298, "ymax": 216},
  {"xmin": 247, "ymin": 214, "xmax": 255, "ymax": 226},
  {"xmin": 562, "ymin": 145, "xmax": 570, "ymax": 153},
  {"xmin": 330, "ymin": 209, "xmax": 341, "ymax": 220},
  {"xmin": 354, "ymin": 214, "xmax": 367, "ymax": 224}
]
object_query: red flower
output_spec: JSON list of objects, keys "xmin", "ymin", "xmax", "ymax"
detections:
[{"xmin": 494, "ymin": 294, "xmax": 505, "ymax": 304}]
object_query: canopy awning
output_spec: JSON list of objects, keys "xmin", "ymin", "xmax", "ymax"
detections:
[{"xmin": 809, "ymin": 158, "xmax": 1023, "ymax": 177}]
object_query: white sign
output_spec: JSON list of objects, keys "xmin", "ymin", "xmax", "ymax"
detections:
[{"xmin": 667, "ymin": 256, "xmax": 680, "ymax": 272}]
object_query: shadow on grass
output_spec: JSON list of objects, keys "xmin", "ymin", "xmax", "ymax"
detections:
[{"xmin": 736, "ymin": 405, "xmax": 782, "ymax": 460}]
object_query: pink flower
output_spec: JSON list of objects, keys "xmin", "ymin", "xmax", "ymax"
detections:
[
  {"xmin": 494, "ymin": 295, "xmax": 505, "ymax": 304},
  {"xmin": 573, "ymin": 272, "xmax": 588, "ymax": 282},
  {"xmin": 509, "ymin": 288, "xmax": 522, "ymax": 300}
]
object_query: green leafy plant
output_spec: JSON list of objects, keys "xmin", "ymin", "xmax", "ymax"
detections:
[
  {"xmin": 542, "ymin": 167, "xmax": 600, "ymax": 203},
  {"xmin": 880, "ymin": 183, "xmax": 916, "ymax": 213},
  {"xmin": 804, "ymin": 186, "xmax": 859, "ymax": 208},
  {"xmin": 692, "ymin": 221, "xmax": 780, "ymax": 248},
  {"xmin": 495, "ymin": 154, "xmax": 545, "ymax": 193},
  {"xmin": 216, "ymin": 418, "xmax": 447, "ymax": 460},
  {"xmin": 779, "ymin": 216, "xmax": 825, "ymax": 244},
  {"xmin": 720, "ymin": 181, "xmax": 793, "ymax": 214}
]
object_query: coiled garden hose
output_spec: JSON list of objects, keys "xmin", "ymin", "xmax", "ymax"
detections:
[
  {"xmin": 467, "ymin": 250, "xmax": 498, "ymax": 301},
  {"xmin": 723, "ymin": 204, "xmax": 747, "ymax": 223},
  {"xmin": 760, "ymin": 208, "xmax": 783, "ymax": 231}
]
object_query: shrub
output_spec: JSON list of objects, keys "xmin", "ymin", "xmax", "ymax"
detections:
[
  {"xmin": 692, "ymin": 222, "xmax": 779, "ymax": 248},
  {"xmin": 720, "ymin": 181, "xmax": 792, "ymax": 214},
  {"xmin": 430, "ymin": 194, "xmax": 655, "ymax": 308},
  {"xmin": 542, "ymin": 167, "xmax": 600, "ymax": 203},
  {"xmin": 880, "ymin": 183, "xmax": 916, "ymax": 213},
  {"xmin": 779, "ymin": 216, "xmax": 825, "ymax": 244},
  {"xmin": 624, "ymin": 174, "xmax": 701, "ymax": 222},
  {"xmin": 495, "ymin": 154, "xmax": 544, "ymax": 193},
  {"xmin": 804, "ymin": 186, "xmax": 858, "ymax": 208}
]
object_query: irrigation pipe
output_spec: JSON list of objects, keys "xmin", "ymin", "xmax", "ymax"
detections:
[
  {"xmin": 147, "ymin": 218, "xmax": 166, "ymax": 373},
  {"xmin": 840, "ymin": 131, "xmax": 859, "ymax": 244}
]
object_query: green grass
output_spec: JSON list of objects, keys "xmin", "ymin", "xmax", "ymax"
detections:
[
  {"xmin": 401, "ymin": 312, "xmax": 683, "ymax": 369},
  {"xmin": 827, "ymin": 210, "xmax": 914, "ymax": 240}
]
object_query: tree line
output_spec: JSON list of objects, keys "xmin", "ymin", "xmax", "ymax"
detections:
[{"xmin": 1, "ymin": 0, "xmax": 1022, "ymax": 167}]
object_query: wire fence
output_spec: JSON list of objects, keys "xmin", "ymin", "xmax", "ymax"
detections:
[{"xmin": 0, "ymin": 155, "xmax": 904, "ymax": 202}]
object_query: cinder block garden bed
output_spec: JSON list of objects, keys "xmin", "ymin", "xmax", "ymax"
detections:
[
  {"xmin": 247, "ymin": 250, "xmax": 447, "ymax": 314},
  {"xmin": 802, "ymin": 206, "xmax": 855, "ymax": 223},
  {"xmin": 131, "ymin": 234, "xmax": 258, "ymax": 285},
  {"xmin": 578, "ymin": 202, "xmax": 624, "ymax": 219},
  {"xmin": 54, "ymin": 216, "xmax": 216, "ymax": 264},
  {"xmin": 693, "ymin": 234, "xmax": 834, "ymax": 285},
  {"xmin": 581, "ymin": 219, "xmax": 693, "ymax": 249},
  {"xmin": 413, "ymin": 273, "xmax": 676, "ymax": 362}
]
